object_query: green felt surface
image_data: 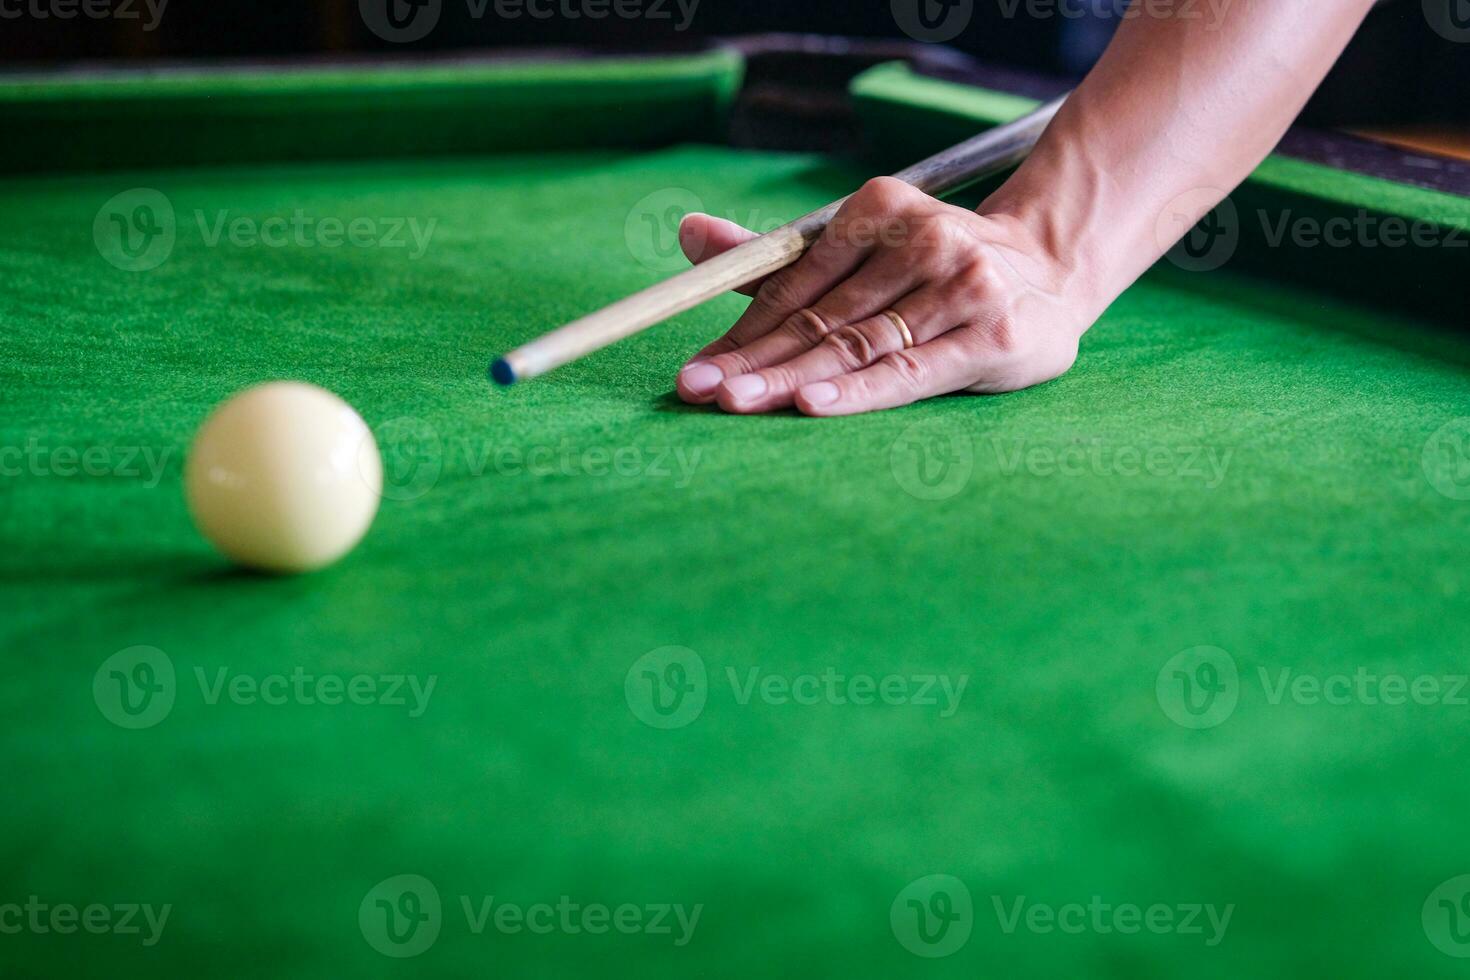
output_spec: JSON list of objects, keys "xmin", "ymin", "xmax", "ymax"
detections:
[{"xmin": 3, "ymin": 63, "xmax": 1470, "ymax": 980}]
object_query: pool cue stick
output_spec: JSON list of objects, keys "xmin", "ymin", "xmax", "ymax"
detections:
[{"xmin": 491, "ymin": 93, "xmax": 1068, "ymax": 386}]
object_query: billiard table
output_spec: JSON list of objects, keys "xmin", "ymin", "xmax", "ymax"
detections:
[{"xmin": 2, "ymin": 36, "xmax": 1469, "ymax": 979}]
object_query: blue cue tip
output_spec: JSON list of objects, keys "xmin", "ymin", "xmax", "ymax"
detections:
[{"xmin": 489, "ymin": 358, "xmax": 517, "ymax": 386}]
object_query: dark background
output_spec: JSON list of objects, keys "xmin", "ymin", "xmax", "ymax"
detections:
[{"xmin": 2, "ymin": 0, "xmax": 1467, "ymax": 131}]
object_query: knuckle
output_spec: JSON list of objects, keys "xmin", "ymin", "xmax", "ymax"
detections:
[
  {"xmin": 697, "ymin": 336, "xmax": 737, "ymax": 359},
  {"xmin": 854, "ymin": 175, "xmax": 913, "ymax": 213},
  {"xmin": 712, "ymin": 348, "xmax": 759, "ymax": 377},
  {"xmin": 753, "ymin": 272, "xmax": 804, "ymax": 315},
  {"xmin": 979, "ymin": 315, "xmax": 1019, "ymax": 355},
  {"xmin": 880, "ymin": 350, "xmax": 929, "ymax": 389},
  {"xmin": 958, "ymin": 257, "xmax": 1005, "ymax": 295},
  {"xmin": 839, "ymin": 375, "xmax": 869, "ymax": 404},
  {"xmin": 780, "ymin": 308, "xmax": 834, "ymax": 347},
  {"xmin": 763, "ymin": 363, "xmax": 800, "ymax": 393},
  {"xmin": 823, "ymin": 324, "xmax": 877, "ymax": 368},
  {"xmin": 947, "ymin": 265, "xmax": 994, "ymax": 312}
]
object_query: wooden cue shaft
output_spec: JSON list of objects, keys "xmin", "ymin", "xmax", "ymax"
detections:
[{"xmin": 492, "ymin": 94, "xmax": 1068, "ymax": 385}]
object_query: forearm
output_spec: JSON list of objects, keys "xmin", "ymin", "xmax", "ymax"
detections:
[{"xmin": 982, "ymin": 0, "xmax": 1379, "ymax": 315}]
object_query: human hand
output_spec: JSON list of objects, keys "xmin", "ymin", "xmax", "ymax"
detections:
[{"xmin": 674, "ymin": 177, "xmax": 1089, "ymax": 417}]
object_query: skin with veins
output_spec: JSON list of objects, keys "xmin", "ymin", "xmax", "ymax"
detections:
[{"xmin": 675, "ymin": 0, "xmax": 1381, "ymax": 417}]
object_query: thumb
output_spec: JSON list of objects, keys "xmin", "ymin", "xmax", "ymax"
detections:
[{"xmin": 678, "ymin": 213, "xmax": 765, "ymax": 296}]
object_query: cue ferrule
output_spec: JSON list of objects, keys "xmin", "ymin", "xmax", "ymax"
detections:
[{"xmin": 492, "ymin": 93, "xmax": 1067, "ymax": 385}]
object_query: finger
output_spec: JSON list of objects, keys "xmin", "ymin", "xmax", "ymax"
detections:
[
  {"xmin": 794, "ymin": 329, "xmax": 984, "ymax": 417},
  {"xmin": 677, "ymin": 236, "xmax": 880, "ymax": 403},
  {"xmin": 695, "ymin": 253, "xmax": 932, "ymax": 404},
  {"xmin": 679, "ymin": 185, "xmax": 904, "ymax": 369},
  {"xmin": 715, "ymin": 284, "xmax": 960, "ymax": 414},
  {"xmin": 720, "ymin": 225, "xmax": 875, "ymax": 349},
  {"xmin": 678, "ymin": 213, "xmax": 764, "ymax": 297}
]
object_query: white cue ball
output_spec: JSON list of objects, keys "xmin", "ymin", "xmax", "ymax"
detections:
[{"xmin": 185, "ymin": 382, "xmax": 382, "ymax": 574}]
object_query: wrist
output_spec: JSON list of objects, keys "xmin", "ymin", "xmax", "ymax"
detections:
[{"xmin": 975, "ymin": 176, "xmax": 1134, "ymax": 333}]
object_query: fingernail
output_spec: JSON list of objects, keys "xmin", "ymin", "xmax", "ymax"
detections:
[
  {"xmin": 721, "ymin": 374, "xmax": 767, "ymax": 404},
  {"xmin": 800, "ymin": 382, "xmax": 840, "ymax": 408},
  {"xmin": 680, "ymin": 362, "xmax": 724, "ymax": 395}
]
